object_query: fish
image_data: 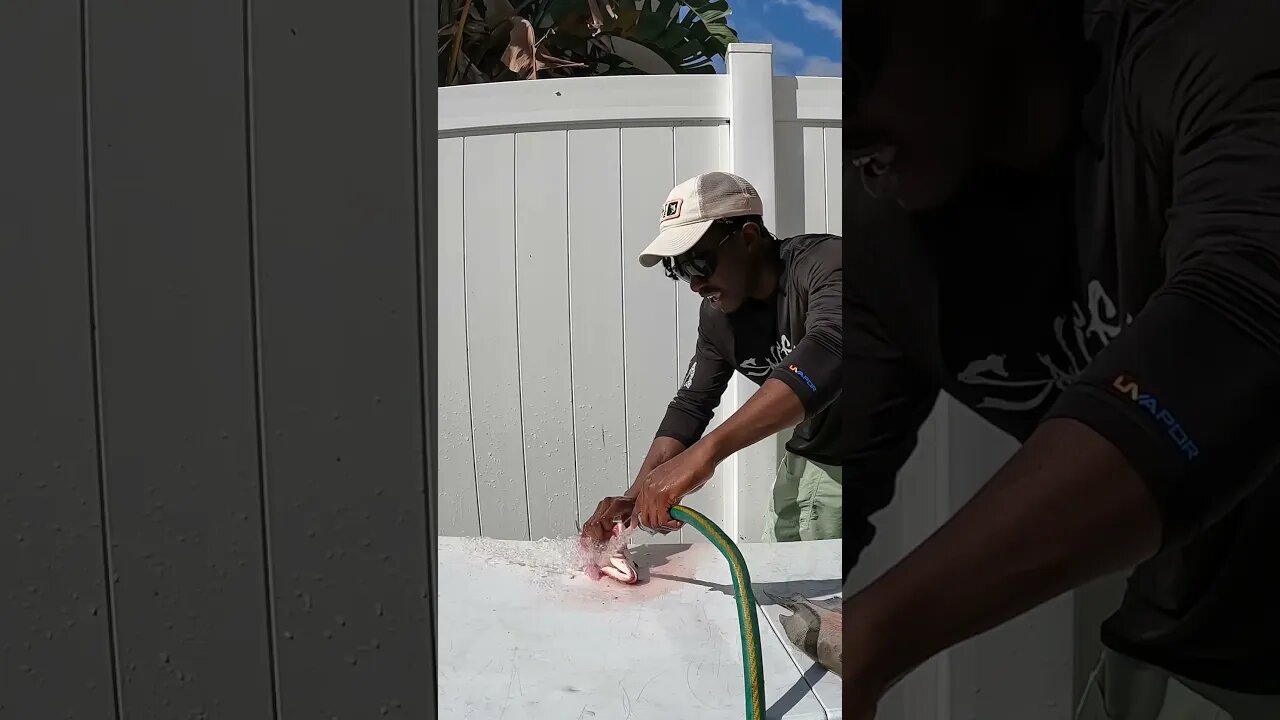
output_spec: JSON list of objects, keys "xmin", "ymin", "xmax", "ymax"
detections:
[
  {"xmin": 579, "ymin": 522, "xmax": 638, "ymax": 585},
  {"xmin": 767, "ymin": 592, "xmax": 843, "ymax": 676}
]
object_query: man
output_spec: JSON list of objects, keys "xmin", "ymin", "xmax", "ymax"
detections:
[
  {"xmin": 579, "ymin": 171, "xmax": 849, "ymax": 559},
  {"xmin": 842, "ymin": 0, "xmax": 1280, "ymax": 718}
]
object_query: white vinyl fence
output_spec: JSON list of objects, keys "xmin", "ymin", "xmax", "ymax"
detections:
[
  {"xmin": 437, "ymin": 44, "xmax": 839, "ymax": 545},
  {"xmin": 436, "ymin": 42, "xmax": 1122, "ymax": 719}
]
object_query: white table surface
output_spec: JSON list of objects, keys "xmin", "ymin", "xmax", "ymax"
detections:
[
  {"xmin": 439, "ymin": 535, "xmax": 842, "ymax": 720},
  {"xmin": 748, "ymin": 542, "xmax": 843, "ymax": 720}
]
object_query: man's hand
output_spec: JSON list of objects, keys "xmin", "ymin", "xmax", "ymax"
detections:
[
  {"xmin": 631, "ymin": 445, "xmax": 715, "ymax": 532},
  {"xmin": 580, "ymin": 437, "xmax": 686, "ymax": 543},
  {"xmin": 588, "ymin": 377, "xmax": 803, "ymax": 536},
  {"xmin": 628, "ymin": 378, "xmax": 806, "ymax": 533},
  {"xmin": 580, "ymin": 495, "xmax": 636, "ymax": 544}
]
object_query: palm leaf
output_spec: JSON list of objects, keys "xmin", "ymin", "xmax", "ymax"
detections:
[{"xmin": 439, "ymin": 0, "xmax": 740, "ymax": 84}]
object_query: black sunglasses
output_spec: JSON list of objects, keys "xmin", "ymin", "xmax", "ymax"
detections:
[{"xmin": 661, "ymin": 222, "xmax": 741, "ymax": 282}]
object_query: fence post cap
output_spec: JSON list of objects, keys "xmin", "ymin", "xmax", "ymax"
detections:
[{"xmin": 726, "ymin": 43, "xmax": 773, "ymax": 55}]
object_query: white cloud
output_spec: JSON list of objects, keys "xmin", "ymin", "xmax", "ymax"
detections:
[
  {"xmin": 800, "ymin": 56, "xmax": 841, "ymax": 77},
  {"xmin": 769, "ymin": 37, "xmax": 807, "ymax": 64},
  {"xmin": 741, "ymin": 26, "xmax": 841, "ymax": 78},
  {"xmin": 774, "ymin": 0, "xmax": 842, "ymax": 39}
]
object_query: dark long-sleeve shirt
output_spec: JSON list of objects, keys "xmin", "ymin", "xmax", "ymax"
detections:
[
  {"xmin": 655, "ymin": 233, "xmax": 845, "ymax": 465},
  {"xmin": 845, "ymin": 0, "xmax": 1280, "ymax": 692}
]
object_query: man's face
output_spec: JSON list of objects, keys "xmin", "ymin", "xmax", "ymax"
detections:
[
  {"xmin": 673, "ymin": 222, "xmax": 760, "ymax": 313},
  {"xmin": 848, "ymin": 9, "xmax": 999, "ymax": 209}
]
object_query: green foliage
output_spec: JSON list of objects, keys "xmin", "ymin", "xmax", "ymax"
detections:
[{"xmin": 439, "ymin": 0, "xmax": 740, "ymax": 85}]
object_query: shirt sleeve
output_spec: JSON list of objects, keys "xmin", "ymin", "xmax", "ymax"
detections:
[
  {"xmin": 841, "ymin": 262, "xmax": 941, "ymax": 576},
  {"xmin": 1043, "ymin": 7, "xmax": 1280, "ymax": 547},
  {"xmin": 654, "ymin": 302, "xmax": 736, "ymax": 446},
  {"xmin": 768, "ymin": 236, "xmax": 843, "ymax": 417}
]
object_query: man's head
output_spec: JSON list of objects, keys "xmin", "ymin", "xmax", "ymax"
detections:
[
  {"xmin": 639, "ymin": 172, "xmax": 777, "ymax": 313},
  {"xmin": 848, "ymin": 0, "xmax": 1075, "ymax": 209}
]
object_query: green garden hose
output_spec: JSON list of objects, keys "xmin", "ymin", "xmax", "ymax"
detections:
[{"xmin": 669, "ymin": 505, "xmax": 765, "ymax": 720}]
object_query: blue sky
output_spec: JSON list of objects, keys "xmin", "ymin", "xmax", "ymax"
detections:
[{"xmin": 709, "ymin": 0, "xmax": 842, "ymax": 77}]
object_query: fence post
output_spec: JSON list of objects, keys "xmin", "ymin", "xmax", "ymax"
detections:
[
  {"xmin": 726, "ymin": 43, "xmax": 777, "ymax": 222},
  {"xmin": 724, "ymin": 43, "xmax": 779, "ymax": 542}
]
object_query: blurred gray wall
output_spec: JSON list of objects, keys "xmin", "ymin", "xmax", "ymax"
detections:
[{"xmin": 0, "ymin": 1, "xmax": 438, "ymax": 718}]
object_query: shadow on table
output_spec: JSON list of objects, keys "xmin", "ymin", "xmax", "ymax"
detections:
[
  {"xmin": 629, "ymin": 543, "xmax": 842, "ymax": 605},
  {"xmin": 766, "ymin": 661, "xmax": 831, "ymax": 719},
  {"xmin": 628, "ymin": 543, "xmax": 692, "ymax": 570},
  {"xmin": 629, "ymin": 545, "xmax": 837, "ymax": 717}
]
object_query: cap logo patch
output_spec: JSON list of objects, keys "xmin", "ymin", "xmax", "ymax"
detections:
[{"xmin": 661, "ymin": 199, "xmax": 682, "ymax": 221}]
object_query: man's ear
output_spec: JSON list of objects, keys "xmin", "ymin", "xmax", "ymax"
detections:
[{"xmin": 741, "ymin": 221, "xmax": 763, "ymax": 248}]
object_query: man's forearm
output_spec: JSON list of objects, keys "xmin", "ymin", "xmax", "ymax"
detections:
[
  {"xmin": 696, "ymin": 378, "xmax": 805, "ymax": 464},
  {"xmin": 627, "ymin": 436, "xmax": 687, "ymax": 496},
  {"xmin": 845, "ymin": 417, "xmax": 1163, "ymax": 693}
]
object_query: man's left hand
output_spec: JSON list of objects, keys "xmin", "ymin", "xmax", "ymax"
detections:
[{"xmin": 631, "ymin": 444, "xmax": 715, "ymax": 532}]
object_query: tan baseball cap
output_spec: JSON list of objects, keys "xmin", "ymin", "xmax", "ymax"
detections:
[{"xmin": 638, "ymin": 171, "xmax": 764, "ymax": 267}]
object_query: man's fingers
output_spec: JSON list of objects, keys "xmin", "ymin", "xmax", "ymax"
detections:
[
  {"xmin": 630, "ymin": 507, "xmax": 644, "ymax": 532},
  {"xmin": 635, "ymin": 509, "xmax": 662, "ymax": 535},
  {"xmin": 583, "ymin": 516, "xmax": 613, "ymax": 543},
  {"xmin": 582, "ymin": 496, "xmax": 635, "ymax": 541},
  {"xmin": 644, "ymin": 512, "xmax": 678, "ymax": 533},
  {"xmin": 632, "ymin": 504, "xmax": 682, "ymax": 534}
]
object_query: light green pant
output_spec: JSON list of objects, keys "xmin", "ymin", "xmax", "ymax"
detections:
[
  {"xmin": 762, "ymin": 450, "xmax": 842, "ymax": 542},
  {"xmin": 1076, "ymin": 648, "xmax": 1280, "ymax": 719}
]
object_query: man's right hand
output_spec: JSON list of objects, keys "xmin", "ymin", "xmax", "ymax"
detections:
[
  {"xmin": 580, "ymin": 495, "xmax": 637, "ymax": 544},
  {"xmin": 580, "ymin": 437, "xmax": 686, "ymax": 544}
]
